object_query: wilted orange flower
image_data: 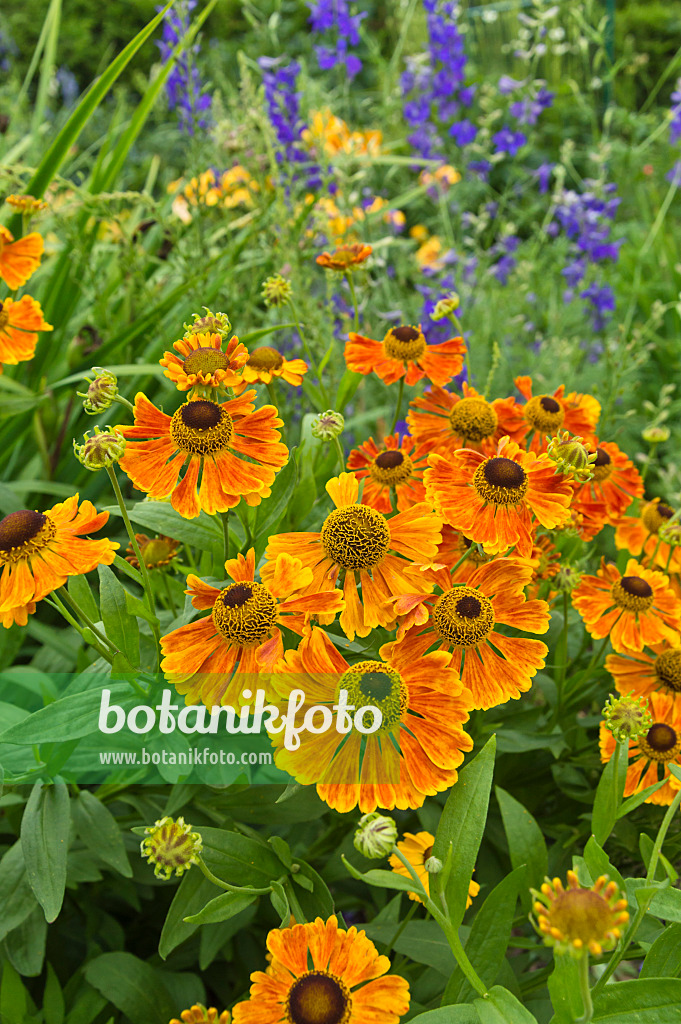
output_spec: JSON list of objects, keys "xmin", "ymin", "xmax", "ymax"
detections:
[
  {"xmin": 425, "ymin": 435, "xmax": 572, "ymax": 558},
  {"xmin": 159, "ymin": 332, "xmax": 248, "ymax": 392},
  {"xmin": 231, "ymin": 916, "xmax": 410, "ymax": 1024},
  {"xmin": 117, "ymin": 392, "xmax": 288, "ymax": 520},
  {"xmin": 0, "ymin": 295, "xmax": 53, "ymax": 365},
  {"xmin": 346, "ymin": 433, "xmax": 430, "ymax": 513},
  {"xmin": 239, "ymin": 346, "xmax": 308, "ymax": 387},
  {"xmin": 345, "ymin": 324, "xmax": 466, "ymax": 387},
  {"xmin": 573, "ymin": 440, "xmax": 643, "ymax": 521},
  {"xmin": 407, "ymin": 382, "xmax": 523, "ymax": 452},
  {"xmin": 572, "ymin": 557, "xmax": 681, "ymax": 653},
  {"xmin": 511, "ymin": 376, "xmax": 601, "ymax": 450},
  {"xmin": 0, "ymin": 226, "xmax": 44, "ymax": 289},
  {"xmin": 269, "ymin": 629, "xmax": 472, "ymax": 813},
  {"xmin": 0, "ymin": 496, "xmax": 117, "ymax": 628},
  {"xmin": 614, "ymin": 498, "xmax": 681, "ymax": 572},
  {"xmin": 600, "ymin": 691, "xmax": 681, "ymax": 804},
  {"xmin": 387, "ymin": 557, "xmax": 550, "ymax": 710},
  {"xmin": 389, "ymin": 831, "xmax": 479, "ymax": 905},
  {"xmin": 263, "ymin": 473, "xmax": 442, "ymax": 641},
  {"xmin": 161, "ymin": 548, "xmax": 343, "ymax": 707},
  {"xmin": 606, "ymin": 639, "xmax": 681, "ymax": 703},
  {"xmin": 125, "ymin": 534, "xmax": 180, "ymax": 570},
  {"xmin": 316, "ymin": 242, "xmax": 372, "ymax": 271}
]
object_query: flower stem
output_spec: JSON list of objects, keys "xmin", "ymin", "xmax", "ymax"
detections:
[
  {"xmin": 221, "ymin": 510, "xmax": 230, "ymax": 566},
  {"xmin": 389, "ymin": 376, "xmax": 405, "ymax": 435},
  {"xmin": 575, "ymin": 954, "xmax": 594, "ymax": 1024},
  {"xmin": 113, "ymin": 394, "xmax": 135, "ymax": 415},
  {"xmin": 333, "ymin": 436, "xmax": 345, "ymax": 472},
  {"xmin": 345, "ymin": 271, "xmax": 360, "ymax": 332},
  {"xmin": 287, "ymin": 298, "xmax": 330, "ymax": 406},
  {"xmin": 197, "ymin": 856, "xmax": 272, "ymax": 895},
  {"xmin": 49, "ymin": 592, "xmax": 114, "ymax": 666},
  {"xmin": 57, "ymin": 586, "xmax": 117, "ymax": 655},
  {"xmin": 160, "ymin": 572, "xmax": 177, "ymax": 616}
]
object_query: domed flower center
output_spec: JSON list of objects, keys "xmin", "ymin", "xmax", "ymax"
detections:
[
  {"xmin": 286, "ymin": 970, "xmax": 351, "ymax": 1024},
  {"xmin": 170, "ymin": 400, "xmax": 234, "ymax": 456},
  {"xmin": 611, "ymin": 573, "xmax": 655, "ymax": 613},
  {"xmin": 523, "ymin": 394, "xmax": 565, "ymax": 434},
  {"xmin": 247, "ymin": 345, "xmax": 284, "ymax": 371},
  {"xmin": 449, "ymin": 397, "xmax": 498, "ymax": 442},
  {"xmin": 181, "ymin": 347, "xmax": 231, "ymax": 376},
  {"xmin": 337, "ymin": 660, "xmax": 407, "ymax": 731},
  {"xmin": 549, "ymin": 889, "xmax": 618, "ymax": 948},
  {"xmin": 211, "ymin": 581, "xmax": 277, "ymax": 646},
  {"xmin": 383, "ymin": 325, "xmax": 427, "ymax": 362},
  {"xmin": 642, "ymin": 501, "xmax": 675, "ymax": 535},
  {"xmin": 639, "ymin": 722, "xmax": 681, "ymax": 763},
  {"xmin": 0, "ymin": 303, "xmax": 8, "ymax": 330},
  {"xmin": 0, "ymin": 509, "xmax": 55, "ymax": 563},
  {"xmin": 472, "ymin": 456, "xmax": 529, "ymax": 507},
  {"xmin": 621, "ymin": 576, "xmax": 653, "ymax": 598},
  {"xmin": 432, "ymin": 587, "xmax": 495, "ymax": 647},
  {"xmin": 654, "ymin": 648, "xmax": 681, "ymax": 693},
  {"xmin": 375, "ymin": 450, "xmax": 404, "ymax": 469},
  {"xmin": 370, "ymin": 449, "xmax": 413, "ymax": 486},
  {"xmin": 321, "ymin": 505, "xmax": 390, "ymax": 571},
  {"xmin": 592, "ymin": 447, "xmax": 612, "ymax": 482},
  {"xmin": 140, "ymin": 537, "xmax": 177, "ymax": 567}
]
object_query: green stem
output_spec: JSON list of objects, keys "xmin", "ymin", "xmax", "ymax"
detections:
[
  {"xmin": 58, "ymin": 586, "xmax": 116, "ymax": 655},
  {"xmin": 160, "ymin": 572, "xmax": 177, "ymax": 616},
  {"xmin": 583, "ymin": 635, "xmax": 610, "ymax": 679},
  {"xmin": 49, "ymin": 592, "xmax": 114, "ymax": 666},
  {"xmin": 197, "ymin": 856, "xmax": 272, "ymax": 895},
  {"xmin": 221, "ymin": 509, "xmax": 230, "ymax": 566},
  {"xmin": 551, "ymin": 592, "xmax": 570, "ymax": 727},
  {"xmin": 287, "ymin": 298, "xmax": 330, "ymax": 406},
  {"xmin": 333, "ymin": 436, "xmax": 345, "ymax": 472},
  {"xmin": 575, "ymin": 953, "xmax": 594, "ymax": 1024},
  {"xmin": 345, "ymin": 271, "xmax": 360, "ymax": 332},
  {"xmin": 381, "ymin": 899, "xmax": 418, "ymax": 955},
  {"xmin": 389, "ymin": 376, "xmax": 405, "ymax": 435},
  {"xmin": 113, "ymin": 394, "xmax": 135, "ymax": 415},
  {"xmin": 640, "ymin": 442, "xmax": 658, "ymax": 486}
]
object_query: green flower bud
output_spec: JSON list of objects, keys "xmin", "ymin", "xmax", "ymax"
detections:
[
  {"xmin": 311, "ymin": 409, "xmax": 345, "ymax": 441},
  {"xmin": 353, "ymin": 812, "xmax": 398, "ymax": 859},
  {"xmin": 546, "ymin": 431, "xmax": 597, "ymax": 483},
  {"xmin": 603, "ymin": 693, "xmax": 652, "ymax": 742},
  {"xmin": 261, "ymin": 274, "xmax": 293, "ymax": 308},
  {"xmin": 553, "ymin": 565, "xmax": 582, "ymax": 594},
  {"xmin": 73, "ymin": 426, "xmax": 126, "ymax": 471},
  {"xmin": 77, "ymin": 366, "xmax": 118, "ymax": 415},
  {"xmin": 642, "ymin": 425, "xmax": 670, "ymax": 443},
  {"xmin": 431, "ymin": 293, "xmax": 460, "ymax": 321},
  {"xmin": 425, "ymin": 855, "xmax": 443, "ymax": 874},
  {"xmin": 140, "ymin": 816, "xmax": 203, "ymax": 880},
  {"xmin": 184, "ymin": 307, "xmax": 232, "ymax": 339}
]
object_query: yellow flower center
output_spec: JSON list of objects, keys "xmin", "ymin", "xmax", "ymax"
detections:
[
  {"xmin": 654, "ymin": 648, "xmax": 681, "ymax": 693},
  {"xmin": 449, "ymin": 397, "xmax": 498, "ymax": 442},
  {"xmin": 638, "ymin": 722, "xmax": 681, "ymax": 763},
  {"xmin": 321, "ymin": 505, "xmax": 390, "ymax": 571},
  {"xmin": 0, "ymin": 303, "xmax": 8, "ymax": 330},
  {"xmin": 169, "ymin": 401, "xmax": 234, "ymax": 456},
  {"xmin": 181, "ymin": 347, "xmax": 231, "ymax": 377},
  {"xmin": 246, "ymin": 346, "xmax": 285, "ymax": 371},
  {"xmin": 548, "ymin": 889, "xmax": 619, "ymax": 948},
  {"xmin": 523, "ymin": 395, "xmax": 565, "ymax": 434},
  {"xmin": 211, "ymin": 581, "xmax": 278, "ymax": 647},
  {"xmin": 383, "ymin": 325, "xmax": 427, "ymax": 362},
  {"xmin": 610, "ymin": 574, "xmax": 654, "ymax": 613},
  {"xmin": 0, "ymin": 509, "xmax": 56, "ymax": 564},
  {"xmin": 642, "ymin": 501, "xmax": 675, "ymax": 534},
  {"xmin": 336, "ymin": 660, "xmax": 407, "ymax": 732},
  {"xmin": 286, "ymin": 970, "xmax": 351, "ymax": 1024},
  {"xmin": 472, "ymin": 456, "xmax": 529, "ymax": 507},
  {"xmin": 432, "ymin": 587, "xmax": 495, "ymax": 647},
  {"xmin": 592, "ymin": 448, "xmax": 612, "ymax": 482},
  {"xmin": 140, "ymin": 537, "xmax": 177, "ymax": 568},
  {"xmin": 369, "ymin": 449, "xmax": 413, "ymax": 487}
]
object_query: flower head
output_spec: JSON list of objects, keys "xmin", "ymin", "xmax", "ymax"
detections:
[
  {"xmin": 140, "ymin": 816, "xmax": 202, "ymax": 880},
  {"xmin": 532, "ymin": 871, "xmax": 629, "ymax": 957},
  {"xmin": 546, "ymin": 431, "xmax": 596, "ymax": 482},
  {"xmin": 240, "ymin": 346, "xmax": 308, "ymax": 388},
  {"xmin": 389, "ymin": 831, "xmax": 479, "ymax": 907},
  {"xmin": 642, "ymin": 425, "xmax": 670, "ymax": 444},
  {"xmin": 261, "ymin": 274, "xmax": 293, "ymax": 307},
  {"xmin": 345, "ymin": 324, "xmax": 466, "ymax": 388},
  {"xmin": 602, "ymin": 692, "xmax": 653, "ymax": 741},
  {"xmin": 316, "ymin": 242, "xmax": 372, "ymax": 271},
  {"xmin": 160, "ymin": 332, "xmax": 248, "ymax": 393},
  {"xmin": 346, "ymin": 433, "xmax": 430, "ymax": 514},
  {"xmin": 169, "ymin": 1006, "xmax": 230, "ymax": 1024},
  {"xmin": 0, "ymin": 226, "xmax": 44, "ymax": 289},
  {"xmin": 600, "ymin": 691, "xmax": 681, "ymax": 804},
  {"xmin": 431, "ymin": 293, "xmax": 460, "ymax": 320},
  {"xmin": 0, "ymin": 295, "xmax": 53, "ymax": 366},
  {"xmin": 73, "ymin": 425, "xmax": 126, "ymax": 471},
  {"xmin": 125, "ymin": 533, "xmax": 180, "ymax": 571},
  {"xmin": 5, "ymin": 194, "xmax": 48, "ymax": 215},
  {"xmin": 311, "ymin": 409, "xmax": 345, "ymax": 441},
  {"xmin": 77, "ymin": 366, "xmax": 118, "ymax": 415},
  {"xmin": 184, "ymin": 308, "xmax": 232, "ymax": 339},
  {"xmin": 354, "ymin": 813, "xmax": 398, "ymax": 859}
]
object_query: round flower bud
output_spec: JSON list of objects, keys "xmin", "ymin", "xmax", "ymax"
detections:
[
  {"xmin": 553, "ymin": 565, "xmax": 582, "ymax": 594},
  {"xmin": 602, "ymin": 692, "xmax": 652, "ymax": 742},
  {"xmin": 77, "ymin": 366, "xmax": 118, "ymax": 415},
  {"xmin": 73, "ymin": 426, "xmax": 126, "ymax": 471},
  {"xmin": 353, "ymin": 812, "xmax": 398, "ymax": 859},
  {"xmin": 425, "ymin": 855, "xmax": 443, "ymax": 874},
  {"xmin": 311, "ymin": 409, "xmax": 345, "ymax": 441},
  {"xmin": 546, "ymin": 431, "xmax": 596, "ymax": 483},
  {"xmin": 531, "ymin": 871, "xmax": 629, "ymax": 958},
  {"xmin": 642, "ymin": 425, "xmax": 670, "ymax": 443},
  {"xmin": 184, "ymin": 307, "xmax": 232, "ymax": 340},
  {"xmin": 261, "ymin": 274, "xmax": 293, "ymax": 308},
  {"xmin": 431, "ymin": 293, "xmax": 461, "ymax": 321},
  {"xmin": 140, "ymin": 816, "xmax": 203, "ymax": 880}
]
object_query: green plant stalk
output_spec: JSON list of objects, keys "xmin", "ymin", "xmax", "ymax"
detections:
[
  {"xmin": 333, "ymin": 436, "xmax": 346, "ymax": 472},
  {"xmin": 58, "ymin": 586, "xmax": 117, "ymax": 656},
  {"xmin": 344, "ymin": 271, "xmax": 361, "ymax": 332},
  {"xmin": 196, "ymin": 856, "xmax": 273, "ymax": 895},
  {"xmin": 49, "ymin": 592, "xmax": 114, "ymax": 666},
  {"xmin": 388, "ymin": 377, "xmax": 405, "ymax": 435},
  {"xmin": 221, "ymin": 510, "xmax": 230, "ymax": 567},
  {"xmin": 286, "ymin": 298, "xmax": 330, "ymax": 407},
  {"xmin": 160, "ymin": 572, "xmax": 177, "ymax": 617},
  {"xmin": 113, "ymin": 394, "xmax": 135, "ymax": 415},
  {"xmin": 575, "ymin": 953, "xmax": 594, "ymax": 1024},
  {"xmin": 381, "ymin": 899, "xmax": 419, "ymax": 956}
]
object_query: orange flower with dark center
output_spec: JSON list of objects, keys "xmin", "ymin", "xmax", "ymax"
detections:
[
  {"xmin": 425, "ymin": 435, "xmax": 572, "ymax": 558},
  {"xmin": 532, "ymin": 871, "xmax": 629, "ymax": 956},
  {"xmin": 231, "ymin": 916, "xmax": 410, "ymax": 1024},
  {"xmin": 269, "ymin": 628, "xmax": 473, "ymax": 813},
  {"xmin": 345, "ymin": 324, "xmax": 466, "ymax": 387},
  {"xmin": 160, "ymin": 548, "xmax": 343, "ymax": 708},
  {"xmin": 387, "ymin": 557, "xmax": 550, "ymax": 710},
  {"xmin": 0, "ymin": 496, "xmax": 117, "ymax": 628},
  {"xmin": 262, "ymin": 473, "xmax": 442, "ymax": 640},
  {"xmin": 572, "ymin": 558, "xmax": 681, "ymax": 653},
  {"xmin": 600, "ymin": 691, "xmax": 681, "ymax": 804},
  {"xmin": 160, "ymin": 332, "xmax": 248, "ymax": 392},
  {"xmin": 0, "ymin": 295, "xmax": 53, "ymax": 365},
  {"xmin": 606, "ymin": 639, "xmax": 681, "ymax": 703},
  {"xmin": 512, "ymin": 376, "xmax": 601, "ymax": 450},
  {"xmin": 614, "ymin": 498, "xmax": 681, "ymax": 572},
  {"xmin": 117, "ymin": 391, "xmax": 288, "ymax": 520},
  {"xmin": 0, "ymin": 226, "xmax": 44, "ymax": 289},
  {"xmin": 389, "ymin": 831, "xmax": 479, "ymax": 906},
  {"xmin": 316, "ymin": 242, "xmax": 372, "ymax": 271},
  {"xmin": 239, "ymin": 345, "xmax": 308, "ymax": 387},
  {"xmin": 573, "ymin": 440, "xmax": 643, "ymax": 521},
  {"xmin": 346, "ymin": 433, "xmax": 430, "ymax": 513},
  {"xmin": 125, "ymin": 533, "xmax": 180, "ymax": 570}
]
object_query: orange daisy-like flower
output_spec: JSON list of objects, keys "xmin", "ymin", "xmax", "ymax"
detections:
[
  {"xmin": 346, "ymin": 433, "xmax": 430, "ymax": 513},
  {"xmin": 512, "ymin": 376, "xmax": 601, "ymax": 450},
  {"xmin": 425, "ymin": 435, "xmax": 573, "ymax": 559},
  {"xmin": 0, "ymin": 226, "xmax": 44, "ymax": 289},
  {"xmin": 386, "ymin": 557, "xmax": 550, "ymax": 710},
  {"xmin": 0, "ymin": 496, "xmax": 118, "ymax": 628},
  {"xmin": 117, "ymin": 391, "xmax": 288, "ymax": 520},
  {"xmin": 0, "ymin": 295, "xmax": 53, "ymax": 366},
  {"xmin": 160, "ymin": 548, "xmax": 343, "ymax": 707},
  {"xmin": 262, "ymin": 473, "xmax": 443, "ymax": 641},
  {"xmin": 316, "ymin": 242, "xmax": 372, "ymax": 271},
  {"xmin": 600, "ymin": 691, "xmax": 681, "ymax": 805},
  {"xmin": 389, "ymin": 831, "xmax": 479, "ymax": 907},
  {"xmin": 169, "ymin": 1006, "xmax": 229, "ymax": 1024},
  {"xmin": 572, "ymin": 557, "xmax": 681, "ymax": 653},
  {"xmin": 159, "ymin": 332, "xmax": 249, "ymax": 392},
  {"xmin": 573, "ymin": 440, "xmax": 643, "ymax": 521},
  {"xmin": 606, "ymin": 639, "xmax": 681, "ymax": 703},
  {"xmin": 532, "ymin": 872, "xmax": 629, "ymax": 956},
  {"xmin": 345, "ymin": 324, "xmax": 466, "ymax": 387},
  {"xmin": 231, "ymin": 916, "xmax": 410, "ymax": 1024},
  {"xmin": 239, "ymin": 346, "xmax": 308, "ymax": 387},
  {"xmin": 407, "ymin": 382, "xmax": 524, "ymax": 453},
  {"xmin": 614, "ymin": 498, "xmax": 681, "ymax": 573},
  {"xmin": 269, "ymin": 628, "xmax": 473, "ymax": 813}
]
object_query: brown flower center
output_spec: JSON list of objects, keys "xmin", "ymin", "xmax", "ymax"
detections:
[
  {"xmin": 472, "ymin": 456, "xmax": 529, "ymax": 507},
  {"xmin": 247, "ymin": 345, "xmax": 284, "ymax": 371},
  {"xmin": 654, "ymin": 648, "xmax": 681, "ymax": 693},
  {"xmin": 383, "ymin": 325, "xmax": 427, "ymax": 362},
  {"xmin": 639, "ymin": 722, "xmax": 681, "ymax": 763},
  {"xmin": 432, "ymin": 586, "xmax": 495, "ymax": 647},
  {"xmin": 0, "ymin": 509, "xmax": 56, "ymax": 564},
  {"xmin": 169, "ymin": 400, "xmax": 234, "ymax": 456},
  {"xmin": 370, "ymin": 449, "xmax": 413, "ymax": 487},
  {"xmin": 321, "ymin": 505, "xmax": 390, "ymax": 571},
  {"xmin": 523, "ymin": 394, "xmax": 565, "ymax": 434},
  {"xmin": 286, "ymin": 971, "xmax": 351, "ymax": 1024},
  {"xmin": 592, "ymin": 448, "xmax": 612, "ymax": 482},
  {"xmin": 211, "ymin": 581, "xmax": 277, "ymax": 647},
  {"xmin": 0, "ymin": 303, "xmax": 8, "ymax": 330},
  {"xmin": 336, "ymin": 660, "xmax": 407, "ymax": 731},
  {"xmin": 642, "ymin": 501, "xmax": 675, "ymax": 535},
  {"xmin": 610, "ymin": 573, "xmax": 655, "ymax": 613},
  {"xmin": 449, "ymin": 396, "xmax": 498, "ymax": 443},
  {"xmin": 181, "ymin": 347, "xmax": 231, "ymax": 377}
]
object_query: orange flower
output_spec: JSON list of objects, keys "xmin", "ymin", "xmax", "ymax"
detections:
[
  {"xmin": 389, "ymin": 831, "xmax": 479, "ymax": 906},
  {"xmin": 239, "ymin": 346, "xmax": 308, "ymax": 387},
  {"xmin": 0, "ymin": 496, "xmax": 117, "ymax": 628},
  {"xmin": 606, "ymin": 639, "xmax": 681, "ymax": 704},
  {"xmin": 346, "ymin": 433, "xmax": 430, "ymax": 513},
  {"xmin": 600, "ymin": 691, "xmax": 681, "ymax": 805},
  {"xmin": 0, "ymin": 295, "xmax": 53, "ymax": 365},
  {"xmin": 160, "ymin": 548, "xmax": 343, "ymax": 707},
  {"xmin": 5, "ymin": 194, "xmax": 48, "ymax": 215},
  {"xmin": 117, "ymin": 391, "xmax": 288, "ymax": 520},
  {"xmin": 345, "ymin": 324, "xmax": 466, "ymax": 387},
  {"xmin": 386, "ymin": 557, "xmax": 550, "ymax": 710},
  {"xmin": 316, "ymin": 242, "xmax": 372, "ymax": 271},
  {"xmin": 270, "ymin": 629, "xmax": 472, "ymax": 812},
  {"xmin": 0, "ymin": 226, "xmax": 44, "ymax": 289},
  {"xmin": 262, "ymin": 473, "xmax": 442, "ymax": 640},
  {"xmin": 513, "ymin": 376, "xmax": 600, "ymax": 450},
  {"xmin": 231, "ymin": 916, "xmax": 410, "ymax": 1024},
  {"xmin": 425, "ymin": 435, "xmax": 572, "ymax": 559},
  {"xmin": 407, "ymin": 382, "xmax": 524, "ymax": 452},
  {"xmin": 169, "ymin": 1006, "xmax": 229, "ymax": 1024},
  {"xmin": 159, "ymin": 332, "xmax": 248, "ymax": 392},
  {"xmin": 572, "ymin": 558, "xmax": 681, "ymax": 653},
  {"xmin": 573, "ymin": 440, "xmax": 643, "ymax": 521},
  {"xmin": 614, "ymin": 498, "xmax": 681, "ymax": 572}
]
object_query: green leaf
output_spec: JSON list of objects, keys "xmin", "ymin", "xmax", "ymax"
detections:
[
  {"xmin": 43, "ymin": 963, "xmax": 65, "ymax": 1024},
  {"xmin": 84, "ymin": 952, "xmax": 175, "ymax": 1024},
  {"xmin": 184, "ymin": 890, "xmax": 258, "ymax": 925},
  {"xmin": 67, "ymin": 574, "xmax": 100, "ymax": 623},
  {"xmin": 363, "ymin": 920, "xmax": 455, "ymax": 977},
  {"xmin": 72, "ymin": 791, "xmax": 132, "ymax": 877},
  {"xmin": 289, "ymin": 860, "xmax": 334, "ymax": 920},
  {"xmin": 0, "ymin": 962, "xmax": 29, "ymax": 1024},
  {"xmin": 20, "ymin": 780, "xmax": 70, "ymax": 923},
  {"xmin": 254, "ymin": 451, "xmax": 298, "ymax": 548},
  {"xmin": 270, "ymin": 880, "xmax": 290, "ymax": 924},
  {"xmin": 198, "ymin": 827, "xmax": 289, "ymax": 888},
  {"xmin": 640, "ymin": 923, "xmax": 681, "ymax": 979},
  {"xmin": 335, "ymin": 368, "xmax": 363, "ymax": 411},
  {"xmin": 496, "ymin": 788, "xmax": 548, "ymax": 906},
  {"xmin": 592, "ymin": 740, "xmax": 627, "ymax": 846},
  {"xmin": 0, "ymin": 843, "xmax": 38, "ymax": 943},
  {"xmin": 407, "ymin": 1009, "xmax": 478, "ymax": 1024},
  {"xmin": 474, "ymin": 986, "xmax": 538, "ymax": 1023},
  {"xmin": 617, "ymin": 779, "xmax": 667, "ymax": 817},
  {"xmin": 2, "ymin": 906, "xmax": 47, "ymax": 977},
  {"xmin": 628, "ymin": 878, "xmax": 681, "ymax": 922},
  {"xmin": 582, "ymin": 836, "xmax": 626, "ymax": 892},
  {"xmin": 97, "ymin": 565, "xmax": 140, "ymax": 667},
  {"xmin": 547, "ymin": 953, "xmax": 585, "ymax": 1023},
  {"xmin": 341, "ymin": 856, "xmax": 423, "ymax": 894},
  {"xmin": 592, "ymin": 978, "xmax": 681, "ymax": 1020},
  {"xmin": 159, "ymin": 870, "xmax": 217, "ymax": 960},
  {"xmin": 0, "ymin": 683, "xmax": 133, "ymax": 745},
  {"xmin": 104, "ymin": 502, "xmax": 222, "ymax": 557}
]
